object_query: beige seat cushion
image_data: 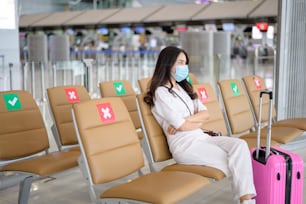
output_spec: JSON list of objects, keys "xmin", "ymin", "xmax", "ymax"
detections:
[
  {"xmin": 241, "ymin": 126, "xmax": 303, "ymax": 144},
  {"xmin": 241, "ymin": 137, "xmax": 280, "ymax": 149},
  {"xmin": 0, "ymin": 150, "xmax": 79, "ymax": 176},
  {"xmin": 101, "ymin": 171, "xmax": 210, "ymax": 204},
  {"xmin": 272, "ymin": 118, "xmax": 306, "ymax": 130},
  {"xmin": 162, "ymin": 164, "xmax": 225, "ymax": 181}
]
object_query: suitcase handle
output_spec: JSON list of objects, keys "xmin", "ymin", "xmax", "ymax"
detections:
[
  {"xmin": 259, "ymin": 89, "xmax": 273, "ymax": 99},
  {"xmin": 256, "ymin": 89, "xmax": 273, "ymax": 160}
]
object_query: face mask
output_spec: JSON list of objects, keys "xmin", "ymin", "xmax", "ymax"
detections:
[{"xmin": 173, "ymin": 65, "xmax": 189, "ymax": 82}]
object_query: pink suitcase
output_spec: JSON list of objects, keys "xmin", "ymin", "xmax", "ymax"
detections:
[{"xmin": 251, "ymin": 90, "xmax": 304, "ymax": 204}]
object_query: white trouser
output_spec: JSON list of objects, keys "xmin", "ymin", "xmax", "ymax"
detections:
[{"xmin": 172, "ymin": 136, "xmax": 256, "ymax": 200}]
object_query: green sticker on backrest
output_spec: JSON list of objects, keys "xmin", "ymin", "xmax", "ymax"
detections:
[
  {"xmin": 230, "ymin": 82, "xmax": 240, "ymax": 96},
  {"xmin": 186, "ymin": 75, "xmax": 192, "ymax": 84},
  {"xmin": 113, "ymin": 81, "xmax": 126, "ymax": 95},
  {"xmin": 3, "ymin": 93, "xmax": 22, "ymax": 111}
]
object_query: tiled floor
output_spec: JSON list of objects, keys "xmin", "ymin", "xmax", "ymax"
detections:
[{"xmin": 1, "ymin": 56, "xmax": 305, "ymax": 204}]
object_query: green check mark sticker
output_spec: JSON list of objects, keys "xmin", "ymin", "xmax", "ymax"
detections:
[
  {"xmin": 113, "ymin": 82, "xmax": 126, "ymax": 95},
  {"xmin": 230, "ymin": 82, "xmax": 240, "ymax": 96},
  {"xmin": 3, "ymin": 93, "xmax": 22, "ymax": 110}
]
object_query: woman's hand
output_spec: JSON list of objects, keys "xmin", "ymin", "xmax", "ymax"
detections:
[
  {"xmin": 167, "ymin": 110, "xmax": 210, "ymax": 134},
  {"xmin": 176, "ymin": 110, "xmax": 210, "ymax": 131},
  {"xmin": 167, "ymin": 125, "xmax": 177, "ymax": 135}
]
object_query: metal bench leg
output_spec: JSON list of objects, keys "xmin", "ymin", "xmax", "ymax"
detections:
[{"xmin": 18, "ymin": 176, "xmax": 33, "ymax": 204}]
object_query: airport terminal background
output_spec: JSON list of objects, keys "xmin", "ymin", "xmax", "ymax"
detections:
[
  {"xmin": 4, "ymin": 0, "xmax": 279, "ymax": 97},
  {"xmin": 1, "ymin": 0, "xmax": 306, "ymax": 203}
]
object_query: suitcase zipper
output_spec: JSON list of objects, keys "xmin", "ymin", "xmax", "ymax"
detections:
[{"xmin": 271, "ymin": 148, "xmax": 292, "ymax": 204}]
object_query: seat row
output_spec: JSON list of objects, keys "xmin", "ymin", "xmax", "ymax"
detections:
[
  {"xmin": 66, "ymin": 74, "xmax": 306, "ymax": 203},
  {"xmin": 0, "ymin": 78, "xmax": 212, "ymax": 204},
  {"xmin": 1, "ymin": 73, "xmax": 305, "ymax": 203}
]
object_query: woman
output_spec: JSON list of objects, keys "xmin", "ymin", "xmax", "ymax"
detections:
[{"xmin": 144, "ymin": 46, "xmax": 256, "ymax": 204}]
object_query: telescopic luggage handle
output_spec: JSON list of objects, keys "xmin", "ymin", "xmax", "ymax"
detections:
[
  {"xmin": 259, "ymin": 89, "xmax": 273, "ymax": 99},
  {"xmin": 256, "ymin": 89, "xmax": 273, "ymax": 160}
]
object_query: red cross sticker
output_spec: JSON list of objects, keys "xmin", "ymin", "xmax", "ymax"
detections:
[
  {"xmin": 64, "ymin": 88, "xmax": 80, "ymax": 103},
  {"xmin": 253, "ymin": 77, "xmax": 262, "ymax": 89},
  {"xmin": 197, "ymin": 87, "xmax": 209, "ymax": 103},
  {"xmin": 96, "ymin": 102, "xmax": 116, "ymax": 123}
]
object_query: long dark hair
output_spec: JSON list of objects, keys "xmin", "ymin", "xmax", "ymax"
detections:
[{"xmin": 144, "ymin": 46, "xmax": 197, "ymax": 106}]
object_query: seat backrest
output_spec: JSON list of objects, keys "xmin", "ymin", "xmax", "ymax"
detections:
[
  {"xmin": 0, "ymin": 90, "xmax": 49, "ymax": 160},
  {"xmin": 136, "ymin": 93, "xmax": 172, "ymax": 163},
  {"xmin": 242, "ymin": 75, "xmax": 277, "ymax": 123},
  {"xmin": 188, "ymin": 72, "xmax": 199, "ymax": 84},
  {"xmin": 136, "ymin": 83, "xmax": 225, "ymax": 161},
  {"xmin": 218, "ymin": 79, "xmax": 255, "ymax": 135},
  {"xmin": 138, "ymin": 77, "xmax": 151, "ymax": 93},
  {"xmin": 193, "ymin": 83, "xmax": 228, "ymax": 135},
  {"xmin": 72, "ymin": 97, "xmax": 144, "ymax": 184},
  {"xmin": 99, "ymin": 80, "xmax": 141, "ymax": 130},
  {"xmin": 47, "ymin": 85, "xmax": 91, "ymax": 150}
]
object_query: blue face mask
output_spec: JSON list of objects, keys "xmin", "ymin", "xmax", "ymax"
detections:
[{"xmin": 173, "ymin": 65, "xmax": 189, "ymax": 82}]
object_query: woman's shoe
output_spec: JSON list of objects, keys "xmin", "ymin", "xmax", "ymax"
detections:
[{"xmin": 241, "ymin": 199, "xmax": 256, "ymax": 204}]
